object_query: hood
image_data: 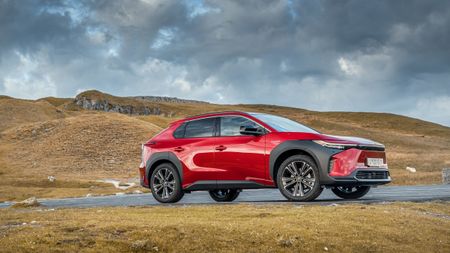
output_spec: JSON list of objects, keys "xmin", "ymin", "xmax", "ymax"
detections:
[{"xmin": 321, "ymin": 134, "xmax": 385, "ymax": 149}]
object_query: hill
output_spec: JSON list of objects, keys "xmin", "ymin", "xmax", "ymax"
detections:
[
  {"xmin": 0, "ymin": 97, "xmax": 65, "ymax": 132},
  {"xmin": 0, "ymin": 90, "xmax": 449, "ymax": 201}
]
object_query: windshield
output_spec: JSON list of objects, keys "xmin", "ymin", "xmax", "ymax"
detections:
[{"xmin": 249, "ymin": 113, "xmax": 319, "ymax": 133}]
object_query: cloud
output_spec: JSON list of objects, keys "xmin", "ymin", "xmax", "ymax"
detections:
[
  {"xmin": 338, "ymin": 57, "xmax": 360, "ymax": 76},
  {"xmin": 1, "ymin": 51, "xmax": 57, "ymax": 99},
  {"xmin": 0, "ymin": 0, "xmax": 449, "ymax": 126}
]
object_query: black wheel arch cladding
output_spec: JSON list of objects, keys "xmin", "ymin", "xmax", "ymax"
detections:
[
  {"xmin": 146, "ymin": 151, "xmax": 183, "ymax": 183},
  {"xmin": 269, "ymin": 140, "xmax": 341, "ymax": 185}
]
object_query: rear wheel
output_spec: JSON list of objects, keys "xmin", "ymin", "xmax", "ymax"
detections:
[
  {"xmin": 208, "ymin": 189, "xmax": 240, "ymax": 202},
  {"xmin": 150, "ymin": 163, "xmax": 184, "ymax": 203},
  {"xmin": 331, "ymin": 186, "xmax": 370, "ymax": 199},
  {"xmin": 277, "ymin": 155, "xmax": 323, "ymax": 201}
]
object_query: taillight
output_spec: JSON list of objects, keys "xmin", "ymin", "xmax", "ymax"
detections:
[
  {"xmin": 141, "ymin": 144, "xmax": 146, "ymax": 163},
  {"xmin": 141, "ymin": 141, "xmax": 156, "ymax": 164}
]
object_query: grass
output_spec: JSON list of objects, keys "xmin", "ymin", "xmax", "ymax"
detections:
[
  {"xmin": 0, "ymin": 202, "xmax": 449, "ymax": 252},
  {"xmin": 0, "ymin": 178, "xmax": 149, "ymax": 202}
]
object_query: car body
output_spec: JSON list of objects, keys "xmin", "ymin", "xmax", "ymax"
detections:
[{"xmin": 139, "ymin": 111, "xmax": 390, "ymax": 203}]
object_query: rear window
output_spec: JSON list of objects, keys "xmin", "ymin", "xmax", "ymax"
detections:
[{"xmin": 184, "ymin": 118, "xmax": 216, "ymax": 138}]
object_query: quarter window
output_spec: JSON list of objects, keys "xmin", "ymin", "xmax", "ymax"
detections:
[
  {"xmin": 173, "ymin": 123, "xmax": 186, "ymax": 138},
  {"xmin": 220, "ymin": 116, "xmax": 262, "ymax": 136},
  {"xmin": 184, "ymin": 118, "xmax": 216, "ymax": 138}
]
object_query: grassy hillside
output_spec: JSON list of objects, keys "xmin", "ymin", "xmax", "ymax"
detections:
[
  {"xmin": 0, "ymin": 97, "xmax": 65, "ymax": 132},
  {"xmin": 0, "ymin": 90, "xmax": 449, "ymax": 201}
]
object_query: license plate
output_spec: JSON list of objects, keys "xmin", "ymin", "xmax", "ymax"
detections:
[{"xmin": 367, "ymin": 158, "xmax": 384, "ymax": 167}]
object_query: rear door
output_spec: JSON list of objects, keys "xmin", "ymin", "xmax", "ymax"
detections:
[
  {"xmin": 171, "ymin": 117, "xmax": 219, "ymax": 186},
  {"xmin": 213, "ymin": 116, "xmax": 267, "ymax": 182}
]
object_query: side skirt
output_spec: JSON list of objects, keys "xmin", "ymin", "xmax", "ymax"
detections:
[{"xmin": 184, "ymin": 180, "xmax": 273, "ymax": 191}]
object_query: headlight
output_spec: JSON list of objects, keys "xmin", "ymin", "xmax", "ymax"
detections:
[{"xmin": 313, "ymin": 140, "xmax": 357, "ymax": 150}]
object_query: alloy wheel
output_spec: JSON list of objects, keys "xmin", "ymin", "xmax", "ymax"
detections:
[
  {"xmin": 152, "ymin": 167, "xmax": 176, "ymax": 199},
  {"xmin": 281, "ymin": 160, "xmax": 316, "ymax": 197}
]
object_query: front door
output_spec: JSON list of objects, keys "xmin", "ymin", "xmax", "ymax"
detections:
[{"xmin": 213, "ymin": 116, "xmax": 267, "ymax": 183}]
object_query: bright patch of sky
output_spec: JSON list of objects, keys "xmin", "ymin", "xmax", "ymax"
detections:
[
  {"xmin": 286, "ymin": 0, "xmax": 298, "ymax": 19},
  {"xmin": 183, "ymin": 0, "xmax": 220, "ymax": 19},
  {"xmin": 151, "ymin": 27, "xmax": 178, "ymax": 49},
  {"xmin": 38, "ymin": 0, "xmax": 89, "ymax": 26}
]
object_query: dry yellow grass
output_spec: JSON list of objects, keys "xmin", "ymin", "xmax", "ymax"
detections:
[
  {"xmin": 0, "ymin": 97, "xmax": 65, "ymax": 132},
  {"xmin": 0, "ymin": 202, "xmax": 449, "ymax": 252},
  {"xmin": 1, "ymin": 112, "xmax": 161, "ymax": 179},
  {"xmin": 0, "ymin": 112, "xmax": 159, "ymax": 201}
]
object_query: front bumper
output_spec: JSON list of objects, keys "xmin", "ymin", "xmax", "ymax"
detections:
[
  {"xmin": 319, "ymin": 147, "xmax": 391, "ymax": 186},
  {"xmin": 327, "ymin": 168, "xmax": 391, "ymax": 186}
]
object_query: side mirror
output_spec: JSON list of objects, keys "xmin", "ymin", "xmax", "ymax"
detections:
[{"xmin": 239, "ymin": 126, "xmax": 264, "ymax": 136}]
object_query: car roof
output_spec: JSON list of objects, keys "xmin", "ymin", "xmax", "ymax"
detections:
[{"xmin": 171, "ymin": 111, "xmax": 257, "ymax": 124}]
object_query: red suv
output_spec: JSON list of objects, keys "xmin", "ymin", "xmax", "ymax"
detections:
[{"xmin": 139, "ymin": 111, "xmax": 390, "ymax": 203}]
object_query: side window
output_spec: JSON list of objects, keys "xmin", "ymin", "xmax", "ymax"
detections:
[
  {"xmin": 173, "ymin": 123, "xmax": 186, "ymax": 138},
  {"xmin": 184, "ymin": 118, "xmax": 216, "ymax": 138},
  {"xmin": 220, "ymin": 116, "xmax": 262, "ymax": 136}
]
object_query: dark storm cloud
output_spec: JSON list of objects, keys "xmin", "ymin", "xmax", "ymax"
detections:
[{"xmin": 0, "ymin": 0, "xmax": 449, "ymax": 125}]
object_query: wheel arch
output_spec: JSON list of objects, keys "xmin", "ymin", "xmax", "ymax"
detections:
[
  {"xmin": 269, "ymin": 140, "xmax": 336, "ymax": 187},
  {"xmin": 146, "ymin": 152, "xmax": 183, "ymax": 184}
]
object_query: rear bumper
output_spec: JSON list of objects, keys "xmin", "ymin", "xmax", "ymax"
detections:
[{"xmin": 139, "ymin": 164, "xmax": 148, "ymax": 187}]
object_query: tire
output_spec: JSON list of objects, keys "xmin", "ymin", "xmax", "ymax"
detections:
[
  {"xmin": 150, "ymin": 163, "xmax": 184, "ymax": 203},
  {"xmin": 331, "ymin": 186, "xmax": 370, "ymax": 199},
  {"xmin": 277, "ymin": 155, "xmax": 323, "ymax": 201},
  {"xmin": 208, "ymin": 189, "xmax": 240, "ymax": 202}
]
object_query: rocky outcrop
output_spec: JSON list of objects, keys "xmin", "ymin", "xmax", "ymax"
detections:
[
  {"xmin": 131, "ymin": 96, "xmax": 207, "ymax": 104},
  {"xmin": 74, "ymin": 96, "xmax": 161, "ymax": 115},
  {"xmin": 73, "ymin": 90, "xmax": 207, "ymax": 116}
]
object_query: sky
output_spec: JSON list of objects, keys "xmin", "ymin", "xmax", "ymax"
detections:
[{"xmin": 0, "ymin": 0, "xmax": 449, "ymax": 126}]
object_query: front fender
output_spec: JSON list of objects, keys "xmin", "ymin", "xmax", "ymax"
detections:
[{"xmin": 269, "ymin": 140, "xmax": 341, "ymax": 184}]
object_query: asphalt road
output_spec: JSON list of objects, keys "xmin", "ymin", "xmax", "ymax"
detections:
[{"xmin": 1, "ymin": 184, "xmax": 449, "ymax": 209}]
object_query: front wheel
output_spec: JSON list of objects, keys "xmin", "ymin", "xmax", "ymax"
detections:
[
  {"xmin": 208, "ymin": 189, "xmax": 240, "ymax": 202},
  {"xmin": 331, "ymin": 186, "xmax": 370, "ymax": 199},
  {"xmin": 277, "ymin": 155, "xmax": 323, "ymax": 201},
  {"xmin": 150, "ymin": 163, "xmax": 184, "ymax": 203}
]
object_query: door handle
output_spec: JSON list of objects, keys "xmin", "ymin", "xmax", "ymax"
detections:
[
  {"xmin": 215, "ymin": 145, "xmax": 227, "ymax": 151},
  {"xmin": 174, "ymin": 147, "xmax": 184, "ymax": 152}
]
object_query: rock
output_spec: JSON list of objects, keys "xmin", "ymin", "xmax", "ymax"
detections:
[
  {"xmin": 132, "ymin": 95, "xmax": 207, "ymax": 104},
  {"xmin": 324, "ymin": 246, "xmax": 329, "ymax": 251},
  {"xmin": 406, "ymin": 166, "xmax": 416, "ymax": 173},
  {"xmin": 74, "ymin": 95, "xmax": 163, "ymax": 116},
  {"xmin": 133, "ymin": 190, "xmax": 143, "ymax": 194},
  {"xmin": 115, "ymin": 192, "xmax": 125, "ymax": 196},
  {"xmin": 277, "ymin": 237, "xmax": 294, "ymax": 247},
  {"xmin": 11, "ymin": 197, "xmax": 40, "ymax": 208},
  {"xmin": 130, "ymin": 239, "xmax": 158, "ymax": 251},
  {"xmin": 443, "ymin": 168, "xmax": 450, "ymax": 184},
  {"xmin": 48, "ymin": 176, "xmax": 56, "ymax": 182},
  {"xmin": 86, "ymin": 194, "xmax": 93, "ymax": 198},
  {"xmin": 97, "ymin": 179, "xmax": 136, "ymax": 190}
]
